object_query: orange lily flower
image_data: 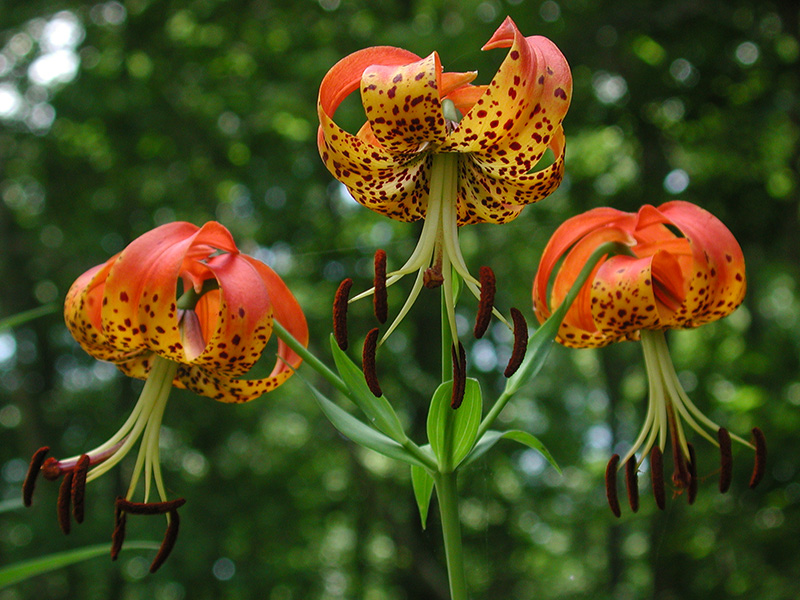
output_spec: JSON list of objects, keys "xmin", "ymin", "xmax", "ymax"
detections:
[
  {"xmin": 533, "ymin": 201, "xmax": 764, "ymax": 513},
  {"xmin": 318, "ymin": 16, "xmax": 572, "ymax": 345},
  {"xmin": 23, "ymin": 221, "xmax": 308, "ymax": 570}
]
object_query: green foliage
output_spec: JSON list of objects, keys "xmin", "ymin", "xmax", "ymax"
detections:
[{"xmin": 1, "ymin": 1, "xmax": 798, "ymax": 599}]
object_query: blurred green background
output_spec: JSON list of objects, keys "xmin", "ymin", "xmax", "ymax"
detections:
[{"xmin": 0, "ymin": 0, "xmax": 797, "ymax": 598}]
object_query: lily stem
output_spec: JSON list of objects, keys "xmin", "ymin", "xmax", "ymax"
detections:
[{"xmin": 435, "ymin": 471, "xmax": 469, "ymax": 600}]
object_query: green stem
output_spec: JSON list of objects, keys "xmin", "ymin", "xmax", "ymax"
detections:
[{"xmin": 435, "ymin": 471, "xmax": 468, "ymax": 600}]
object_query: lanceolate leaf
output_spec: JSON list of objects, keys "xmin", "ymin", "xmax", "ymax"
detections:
[
  {"xmin": 411, "ymin": 463, "xmax": 435, "ymax": 529},
  {"xmin": 427, "ymin": 378, "xmax": 482, "ymax": 470},
  {"xmin": 308, "ymin": 380, "xmax": 428, "ymax": 469},
  {"xmin": 0, "ymin": 542, "xmax": 160, "ymax": 588},
  {"xmin": 463, "ymin": 429, "xmax": 561, "ymax": 473},
  {"xmin": 329, "ymin": 335, "xmax": 408, "ymax": 443}
]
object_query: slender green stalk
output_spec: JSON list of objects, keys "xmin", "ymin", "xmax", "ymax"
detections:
[{"xmin": 435, "ymin": 472, "xmax": 468, "ymax": 600}]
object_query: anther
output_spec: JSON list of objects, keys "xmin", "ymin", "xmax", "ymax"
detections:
[
  {"xmin": 451, "ymin": 342, "xmax": 467, "ymax": 409},
  {"xmin": 149, "ymin": 509, "xmax": 180, "ymax": 573},
  {"xmin": 423, "ymin": 268, "xmax": 444, "ymax": 289},
  {"xmin": 111, "ymin": 500, "xmax": 127, "ymax": 561},
  {"xmin": 718, "ymin": 428, "xmax": 733, "ymax": 493},
  {"xmin": 362, "ymin": 328, "xmax": 382, "ymax": 397},
  {"xmin": 669, "ymin": 421, "xmax": 690, "ymax": 489},
  {"xmin": 57, "ymin": 471, "xmax": 74, "ymax": 535},
  {"xmin": 625, "ymin": 456, "xmax": 639, "ymax": 513},
  {"xmin": 687, "ymin": 443, "xmax": 698, "ymax": 505},
  {"xmin": 650, "ymin": 446, "xmax": 666, "ymax": 510},
  {"xmin": 749, "ymin": 427, "xmax": 766, "ymax": 489},
  {"xmin": 114, "ymin": 497, "xmax": 186, "ymax": 515},
  {"xmin": 504, "ymin": 308, "xmax": 528, "ymax": 378},
  {"xmin": 22, "ymin": 446, "xmax": 50, "ymax": 507},
  {"xmin": 333, "ymin": 278, "xmax": 353, "ymax": 351},
  {"xmin": 473, "ymin": 266, "xmax": 495, "ymax": 339},
  {"xmin": 605, "ymin": 454, "xmax": 621, "ymax": 518},
  {"xmin": 71, "ymin": 454, "xmax": 90, "ymax": 524},
  {"xmin": 373, "ymin": 250, "xmax": 388, "ymax": 324}
]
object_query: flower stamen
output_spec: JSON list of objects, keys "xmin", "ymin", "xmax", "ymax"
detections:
[
  {"xmin": 605, "ymin": 454, "xmax": 621, "ymax": 518},
  {"xmin": 474, "ymin": 266, "xmax": 495, "ymax": 338},
  {"xmin": 333, "ymin": 278, "xmax": 353, "ymax": 351},
  {"xmin": 749, "ymin": 427, "xmax": 766, "ymax": 489},
  {"xmin": 504, "ymin": 308, "xmax": 528, "ymax": 378},
  {"xmin": 718, "ymin": 428, "xmax": 733, "ymax": 493},
  {"xmin": 57, "ymin": 471, "xmax": 74, "ymax": 535},
  {"xmin": 362, "ymin": 328, "xmax": 382, "ymax": 397},
  {"xmin": 651, "ymin": 446, "xmax": 666, "ymax": 510},
  {"xmin": 114, "ymin": 497, "xmax": 186, "ymax": 573},
  {"xmin": 373, "ymin": 250, "xmax": 388, "ymax": 324},
  {"xmin": 625, "ymin": 457, "xmax": 639, "ymax": 513},
  {"xmin": 450, "ymin": 341, "xmax": 467, "ymax": 409},
  {"xmin": 22, "ymin": 446, "xmax": 50, "ymax": 507},
  {"xmin": 71, "ymin": 454, "xmax": 90, "ymax": 524}
]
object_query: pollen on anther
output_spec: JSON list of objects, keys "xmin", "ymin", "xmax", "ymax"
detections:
[
  {"xmin": 362, "ymin": 328, "xmax": 382, "ymax": 397},
  {"xmin": 57, "ymin": 471, "xmax": 74, "ymax": 535},
  {"xmin": 474, "ymin": 267, "xmax": 495, "ymax": 338},
  {"xmin": 504, "ymin": 308, "xmax": 528, "ymax": 377},
  {"xmin": 150, "ymin": 509, "xmax": 181, "ymax": 573},
  {"xmin": 374, "ymin": 250, "xmax": 388, "ymax": 324},
  {"xmin": 451, "ymin": 342, "xmax": 467, "ymax": 409},
  {"xmin": 749, "ymin": 427, "xmax": 766, "ymax": 489},
  {"xmin": 22, "ymin": 446, "xmax": 50, "ymax": 507},
  {"xmin": 625, "ymin": 457, "xmax": 639, "ymax": 513},
  {"xmin": 650, "ymin": 446, "xmax": 666, "ymax": 510},
  {"xmin": 605, "ymin": 454, "xmax": 621, "ymax": 518},
  {"xmin": 71, "ymin": 454, "xmax": 90, "ymax": 524},
  {"xmin": 333, "ymin": 278, "xmax": 353, "ymax": 351},
  {"xmin": 718, "ymin": 428, "xmax": 733, "ymax": 493}
]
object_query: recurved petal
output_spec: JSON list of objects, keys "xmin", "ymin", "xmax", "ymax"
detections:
[
  {"xmin": 533, "ymin": 207, "xmax": 634, "ymax": 321},
  {"xmin": 445, "ymin": 17, "xmax": 571, "ymax": 175},
  {"xmin": 590, "ymin": 254, "xmax": 666, "ymax": 337},
  {"xmin": 657, "ymin": 201, "xmax": 746, "ymax": 327},
  {"xmin": 64, "ymin": 258, "xmax": 141, "ymax": 363},
  {"xmin": 318, "ymin": 46, "xmax": 422, "ymax": 120},
  {"xmin": 241, "ymin": 255, "xmax": 309, "ymax": 377},
  {"xmin": 361, "ymin": 53, "xmax": 448, "ymax": 154},
  {"xmin": 455, "ymin": 127, "xmax": 566, "ymax": 225},
  {"xmin": 177, "ymin": 364, "xmax": 294, "ymax": 404},
  {"xmin": 187, "ymin": 252, "xmax": 273, "ymax": 376},
  {"xmin": 318, "ymin": 122, "xmax": 433, "ymax": 221}
]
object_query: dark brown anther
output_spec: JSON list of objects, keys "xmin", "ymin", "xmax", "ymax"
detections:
[
  {"xmin": 625, "ymin": 457, "xmax": 639, "ymax": 513},
  {"xmin": 362, "ymin": 328, "xmax": 382, "ymax": 397},
  {"xmin": 149, "ymin": 509, "xmax": 180, "ymax": 573},
  {"xmin": 111, "ymin": 499, "xmax": 127, "ymax": 561},
  {"xmin": 71, "ymin": 454, "xmax": 90, "ymax": 524},
  {"xmin": 687, "ymin": 443, "xmax": 698, "ymax": 505},
  {"xmin": 57, "ymin": 471, "xmax": 74, "ymax": 535},
  {"xmin": 669, "ymin": 418, "xmax": 690, "ymax": 489},
  {"xmin": 450, "ymin": 342, "xmax": 467, "ymax": 409},
  {"xmin": 504, "ymin": 308, "xmax": 528, "ymax": 378},
  {"xmin": 749, "ymin": 427, "xmax": 766, "ymax": 489},
  {"xmin": 22, "ymin": 446, "xmax": 50, "ymax": 507},
  {"xmin": 114, "ymin": 497, "xmax": 186, "ymax": 515},
  {"xmin": 41, "ymin": 456, "xmax": 62, "ymax": 481},
  {"xmin": 605, "ymin": 454, "xmax": 621, "ymax": 518},
  {"xmin": 333, "ymin": 278, "xmax": 353, "ymax": 351},
  {"xmin": 650, "ymin": 446, "xmax": 666, "ymax": 510},
  {"xmin": 473, "ymin": 266, "xmax": 496, "ymax": 339},
  {"xmin": 373, "ymin": 250, "xmax": 388, "ymax": 324},
  {"xmin": 718, "ymin": 428, "xmax": 733, "ymax": 493}
]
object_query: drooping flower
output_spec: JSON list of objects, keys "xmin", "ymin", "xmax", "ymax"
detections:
[
  {"xmin": 23, "ymin": 221, "xmax": 308, "ymax": 570},
  {"xmin": 532, "ymin": 201, "xmax": 764, "ymax": 513},
  {"xmin": 318, "ymin": 16, "xmax": 572, "ymax": 357}
]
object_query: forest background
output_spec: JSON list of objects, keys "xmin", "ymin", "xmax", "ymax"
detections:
[{"xmin": 0, "ymin": 0, "xmax": 798, "ymax": 599}]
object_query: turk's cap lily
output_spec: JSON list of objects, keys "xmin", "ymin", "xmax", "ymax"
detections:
[
  {"xmin": 64, "ymin": 220, "xmax": 308, "ymax": 403},
  {"xmin": 317, "ymin": 15, "xmax": 572, "ymax": 226},
  {"xmin": 533, "ymin": 201, "xmax": 746, "ymax": 348},
  {"xmin": 24, "ymin": 221, "xmax": 308, "ymax": 571},
  {"xmin": 532, "ymin": 202, "xmax": 763, "ymax": 513}
]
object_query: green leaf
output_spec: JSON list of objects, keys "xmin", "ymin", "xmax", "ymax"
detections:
[
  {"xmin": 0, "ymin": 541, "xmax": 160, "ymax": 588},
  {"xmin": 411, "ymin": 463, "xmax": 435, "ymax": 529},
  {"xmin": 308, "ymin": 380, "xmax": 428, "ymax": 469},
  {"xmin": 426, "ymin": 378, "xmax": 482, "ymax": 470},
  {"xmin": 0, "ymin": 304, "xmax": 58, "ymax": 332},
  {"xmin": 329, "ymin": 335, "xmax": 407, "ymax": 443},
  {"xmin": 463, "ymin": 429, "xmax": 561, "ymax": 473}
]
